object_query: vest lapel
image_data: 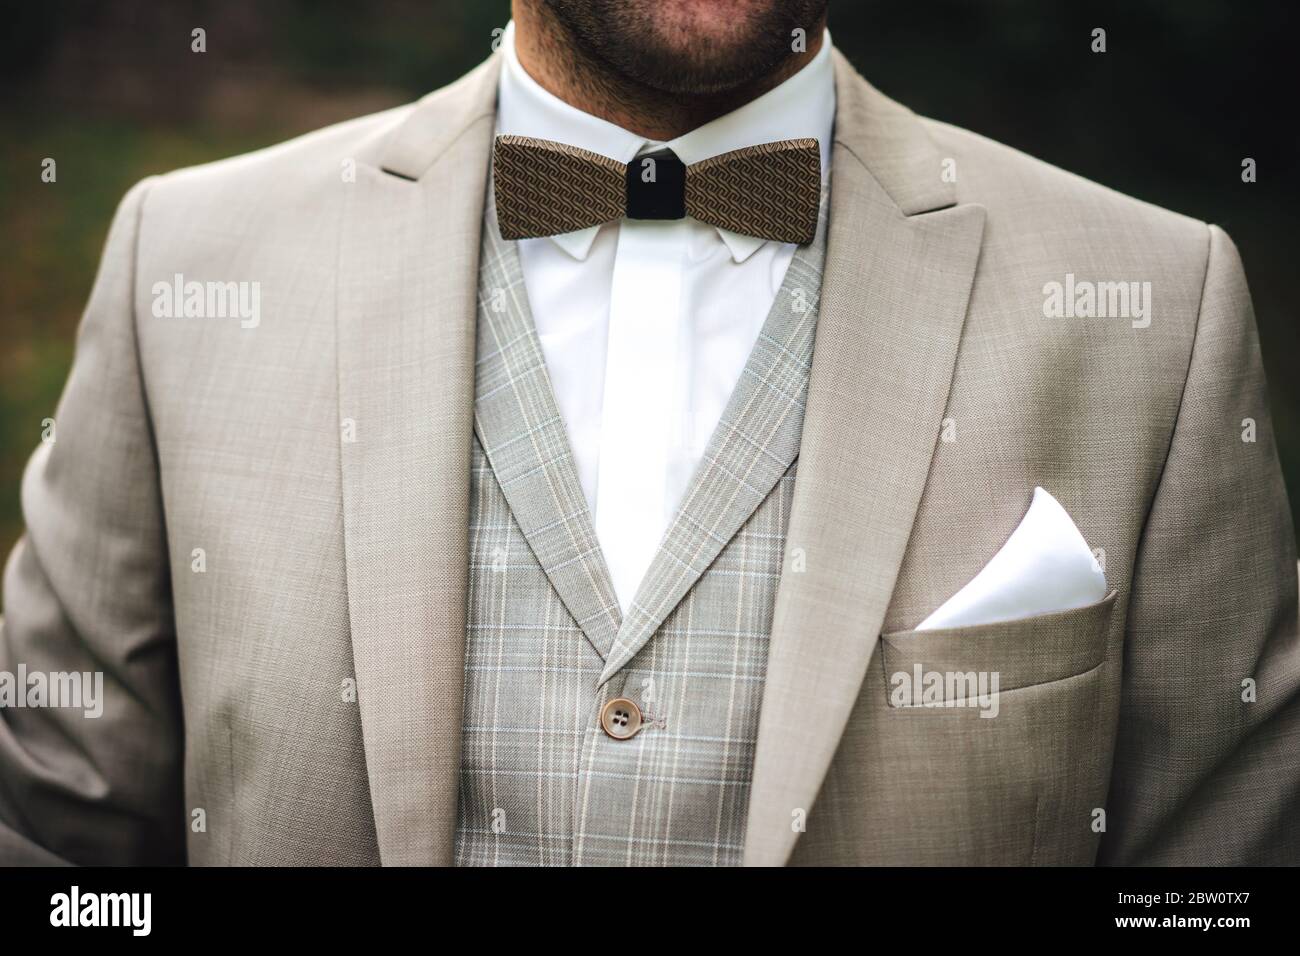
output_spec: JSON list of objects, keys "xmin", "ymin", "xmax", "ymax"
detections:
[
  {"xmin": 596, "ymin": 210, "xmax": 829, "ymax": 686},
  {"xmin": 473, "ymin": 201, "xmax": 623, "ymax": 660}
]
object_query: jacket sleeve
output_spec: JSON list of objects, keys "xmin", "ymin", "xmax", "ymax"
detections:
[
  {"xmin": 1099, "ymin": 224, "xmax": 1300, "ymax": 864},
  {"xmin": 0, "ymin": 177, "xmax": 186, "ymax": 865}
]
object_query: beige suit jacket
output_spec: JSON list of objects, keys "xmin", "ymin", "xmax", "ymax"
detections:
[{"xmin": 1, "ymin": 50, "xmax": 1296, "ymax": 865}]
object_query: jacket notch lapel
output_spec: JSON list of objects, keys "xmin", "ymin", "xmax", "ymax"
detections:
[
  {"xmin": 336, "ymin": 55, "xmax": 499, "ymax": 866},
  {"xmin": 743, "ymin": 52, "xmax": 987, "ymax": 865}
]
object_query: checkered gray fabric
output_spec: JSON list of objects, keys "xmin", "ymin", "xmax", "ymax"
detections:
[{"xmin": 455, "ymin": 200, "xmax": 827, "ymax": 866}]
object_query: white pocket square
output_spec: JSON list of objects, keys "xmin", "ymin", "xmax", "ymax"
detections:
[{"xmin": 915, "ymin": 487, "xmax": 1108, "ymax": 631}]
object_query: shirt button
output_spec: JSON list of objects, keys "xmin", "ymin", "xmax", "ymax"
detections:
[{"xmin": 600, "ymin": 697, "xmax": 643, "ymax": 740}]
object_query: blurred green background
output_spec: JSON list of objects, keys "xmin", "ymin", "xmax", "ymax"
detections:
[{"xmin": 2, "ymin": 0, "xmax": 1297, "ymax": 566}]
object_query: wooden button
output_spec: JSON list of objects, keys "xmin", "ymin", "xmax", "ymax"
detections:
[{"xmin": 600, "ymin": 697, "xmax": 643, "ymax": 740}]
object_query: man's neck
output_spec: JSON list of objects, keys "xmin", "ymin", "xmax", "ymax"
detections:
[{"xmin": 510, "ymin": 4, "xmax": 824, "ymax": 142}]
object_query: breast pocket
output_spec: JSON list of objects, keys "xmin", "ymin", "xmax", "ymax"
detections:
[
  {"xmin": 866, "ymin": 589, "xmax": 1120, "ymax": 864},
  {"xmin": 879, "ymin": 589, "xmax": 1119, "ymax": 704}
]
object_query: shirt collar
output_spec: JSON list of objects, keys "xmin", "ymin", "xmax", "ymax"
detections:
[{"xmin": 495, "ymin": 20, "xmax": 835, "ymax": 263}]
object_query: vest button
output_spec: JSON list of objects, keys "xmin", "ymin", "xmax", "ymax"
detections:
[{"xmin": 600, "ymin": 697, "xmax": 643, "ymax": 740}]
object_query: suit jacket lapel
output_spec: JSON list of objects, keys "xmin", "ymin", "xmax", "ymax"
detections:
[
  {"xmin": 336, "ymin": 55, "xmax": 500, "ymax": 865},
  {"xmin": 473, "ymin": 200, "xmax": 623, "ymax": 661},
  {"xmin": 597, "ymin": 210, "xmax": 828, "ymax": 686},
  {"xmin": 743, "ymin": 51, "xmax": 987, "ymax": 865}
]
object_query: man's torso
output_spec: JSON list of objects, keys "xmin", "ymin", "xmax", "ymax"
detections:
[{"xmin": 123, "ymin": 52, "xmax": 1216, "ymax": 864}]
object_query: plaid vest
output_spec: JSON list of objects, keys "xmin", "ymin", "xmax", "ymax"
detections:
[{"xmin": 455, "ymin": 200, "xmax": 827, "ymax": 865}]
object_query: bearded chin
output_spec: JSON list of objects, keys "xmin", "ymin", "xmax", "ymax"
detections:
[{"xmin": 545, "ymin": 0, "xmax": 828, "ymax": 96}]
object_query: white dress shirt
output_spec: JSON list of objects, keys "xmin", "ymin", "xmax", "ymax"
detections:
[{"xmin": 495, "ymin": 21, "xmax": 835, "ymax": 613}]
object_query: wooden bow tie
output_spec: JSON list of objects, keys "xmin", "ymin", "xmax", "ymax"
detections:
[{"xmin": 492, "ymin": 135, "xmax": 821, "ymax": 244}]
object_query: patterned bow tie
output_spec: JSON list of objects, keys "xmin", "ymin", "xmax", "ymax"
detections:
[{"xmin": 492, "ymin": 135, "xmax": 821, "ymax": 245}]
